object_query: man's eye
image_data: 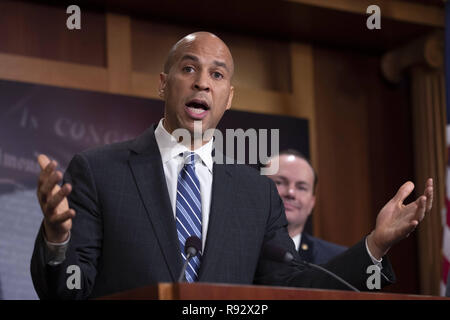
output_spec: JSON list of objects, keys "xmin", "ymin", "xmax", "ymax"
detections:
[
  {"xmin": 212, "ymin": 72, "xmax": 223, "ymax": 79},
  {"xmin": 183, "ymin": 66, "xmax": 194, "ymax": 73}
]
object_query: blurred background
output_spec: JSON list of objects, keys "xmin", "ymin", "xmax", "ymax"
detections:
[{"xmin": 0, "ymin": 0, "xmax": 448, "ymax": 298}]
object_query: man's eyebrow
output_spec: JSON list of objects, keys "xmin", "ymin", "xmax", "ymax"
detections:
[
  {"xmin": 180, "ymin": 54, "xmax": 229, "ymax": 72},
  {"xmin": 213, "ymin": 60, "xmax": 229, "ymax": 72},
  {"xmin": 180, "ymin": 54, "xmax": 199, "ymax": 63}
]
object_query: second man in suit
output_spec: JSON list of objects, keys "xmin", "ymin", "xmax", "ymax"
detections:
[{"xmin": 268, "ymin": 150, "xmax": 347, "ymax": 265}]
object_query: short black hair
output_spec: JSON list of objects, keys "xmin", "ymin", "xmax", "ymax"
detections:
[{"xmin": 277, "ymin": 149, "xmax": 318, "ymax": 193}]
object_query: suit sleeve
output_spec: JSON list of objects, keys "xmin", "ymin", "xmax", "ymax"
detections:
[
  {"xmin": 31, "ymin": 153, "xmax": 102, "ymax": 299},
  {"xmin": 254, "ymin": 178, "xmax": 396, "ymax": 291}
]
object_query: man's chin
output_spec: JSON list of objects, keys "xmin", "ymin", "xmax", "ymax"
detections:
[
  {"xmin": 285, "ymin": 210, "xmax": 303, "ymax": 220},
  {"xmin": 185, "ymin": 120, "xmax": 215, "ymax": 136},
  {"xmin": 173, "ymin": 121, "xmax": 213, "ymax": 147}
]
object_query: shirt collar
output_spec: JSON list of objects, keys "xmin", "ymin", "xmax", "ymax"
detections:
[
  {"xmin": 154, "ymin": 118, "xmax": 214, "ymax": 172},
  {"xmin": 292, "ymin": 233, "xmax": 302, "ymax": 251}
]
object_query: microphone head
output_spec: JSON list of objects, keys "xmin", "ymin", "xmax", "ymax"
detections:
[
  {"xmin": 262, "ymin": 243, "xmax": 294, "ymax": 264},
  {"xmin": 185, "ymin": 236, "xmax": 202, "ymax": 256}
]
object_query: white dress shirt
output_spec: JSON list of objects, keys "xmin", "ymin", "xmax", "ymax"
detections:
[
  {"xmin": 292, "ymin": 233, "xmax": 302, "ymax": 252},
  {"xmin": 154, "ymin": 118, "xmax": 213, "ymax": 252}
]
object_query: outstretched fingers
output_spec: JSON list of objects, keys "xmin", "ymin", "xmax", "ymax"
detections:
[
  {"xmin": 37, "ymin": 154, "xmax": 75, "ymax": 242},
  {"xmin": 47, "ymin": 209, "xmax": 76, "ymax": 226},
  {"xmin": 37, "ymin": 154, "xmax": 50, "ymax": 170},
  {"xmin": 392, "ymin": 181, "xmax": 415, "ymax": 205},
  {"xmin": 424, "ymin": 178, "xmax": 433, "ymax": 212},
  {"xmin": 398, "ymin": 179, "xmax": 432, "ymax": 235},
  {"xmin": 413, "ymin": 195, "xmax": 427, "ymax": 223},
  {"xmin": 46, "ymin": 183, "xmax": 72, "ymax": 213},
  {"xmin": 39, "ymin": 170, "xmax": 63, "ymax": 204},
  {"xmin": 38, "ymin": 159, "xmax": 56, "ymax": 188}
]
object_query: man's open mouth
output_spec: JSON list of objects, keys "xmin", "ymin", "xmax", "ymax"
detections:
[
  {"xmin": 185, "ymin": 99, "xmax": 210, "ymax": 119},
  {"xmin": 185, "ymin": 99, "xmax": 210, "ymax": 114}
]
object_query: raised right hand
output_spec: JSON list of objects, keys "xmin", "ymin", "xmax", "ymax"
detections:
[{"xmin": 37, "ymin": 154, "xmax": 75, "ymax": 243}]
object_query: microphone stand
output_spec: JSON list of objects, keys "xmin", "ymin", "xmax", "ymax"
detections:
[
  {"xmin": 290, "ymin": 259, "xmax": 360, "ymax": 292},
  {"xmin": 178, "ymin": 251, "xmax": 195, "ymax": 283}
]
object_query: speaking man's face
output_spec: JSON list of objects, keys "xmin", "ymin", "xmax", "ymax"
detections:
[
  {"xmin": 269, "ymin": 155, "xmax": 316, "ymax": 233},
  {"xmin": 159, "ymin": 33, "xmax": 234, "ymax": 136}
]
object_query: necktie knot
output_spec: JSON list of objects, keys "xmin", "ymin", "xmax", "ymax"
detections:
[{"xmin": 183, "ymin": 152, "xmax": 197, "ymax": 166}]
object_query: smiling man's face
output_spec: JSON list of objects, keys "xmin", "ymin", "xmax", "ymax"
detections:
[
  {"xmin": 269, "ymin": 154, "xmax": 316, "ymax": 236},
  {"xmin": 159, "ymin": 32, "xmax": 234, "ymax": 138}
]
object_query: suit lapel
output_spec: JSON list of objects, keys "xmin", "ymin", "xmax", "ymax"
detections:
[
  {"xmin": 299, "ymin": 233, "xmax": 314, "ymax": 264},
  {"xmin": 198, "ymin": 163, "xmax": 233, "ymax": 280},
  {"xmin": 128, "ymin": 125, "xmax": 182, "ymax": 281}
]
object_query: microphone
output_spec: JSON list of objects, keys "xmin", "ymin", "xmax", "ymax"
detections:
[
  {"xmin": 262, "ymin": 241, "xmax": 295, "ymax": 264},
  {"xmin": 262, "ymin": 243, "xmax": 360, "ymax": 292},
  {"xmin": 177, "ymin": 236, "xmax": 202, "ymax": 282}
]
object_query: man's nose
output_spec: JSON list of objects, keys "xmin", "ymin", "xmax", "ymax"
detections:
[
  {"xmin": 282, "ymin": 186, "xmax": 295, "ymax": 199},
  {"xmin": 193, "ymin": 71, "xmax": 210, "ymax": 92},
  {"xmin": 287, "ymin": 186, "xmax": 296, "ymax": 197}
]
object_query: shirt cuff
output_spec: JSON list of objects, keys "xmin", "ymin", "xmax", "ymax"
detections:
[
  {"xmin": 365, "ymin": 236, "xmax": 383, "ymax": 270},
  {"xmin": 44, "ymin": 232, "xmax": 71, "ymax": 266}
]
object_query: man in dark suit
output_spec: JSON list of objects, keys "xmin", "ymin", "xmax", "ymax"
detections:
[
  {"xmin": 31, "ymin": 32, "xmax": 434, "ymax": 299},
  {"xmin": 267, "ymin": 150, "xmax": 347, "ymax": 265},
  {"xmin": 299, "ymin": 233, "xmax": 346, "ymax": 266}
]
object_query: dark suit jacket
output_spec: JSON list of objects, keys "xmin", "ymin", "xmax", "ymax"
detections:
[
  {"xmin": 31, "ymin": 125, "xmax": 395, "ymax": 299},
  {"xmin": 298, "ymin": 233, "xmax": 347, "ymax": 265}
]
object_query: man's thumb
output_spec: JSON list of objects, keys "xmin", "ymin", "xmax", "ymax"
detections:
[
  {"xmin": 393, "ymin": 181, "xmax": 415, "ymax": 203},
  {"xmin": 37, "ymin": 154, "xmax": 50, "ymax": 170}
]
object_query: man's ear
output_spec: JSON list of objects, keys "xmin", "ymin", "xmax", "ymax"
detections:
[
  {"xmin": 159, "ymin": 72, "xmax": 167, "ymax": 99},
  {"xmin": 226, "ymin": 86, "xmax": 234, "ymax": 110}
]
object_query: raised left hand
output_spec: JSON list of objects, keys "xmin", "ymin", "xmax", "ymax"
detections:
[{"xmin": 367, "ymin": 178, "xmax": 433, "ymax": 259}]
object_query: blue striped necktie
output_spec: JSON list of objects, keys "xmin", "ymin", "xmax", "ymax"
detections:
[{"xmin": 175, "ymin": 152, "xmax": 202, "ymax": 282}]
